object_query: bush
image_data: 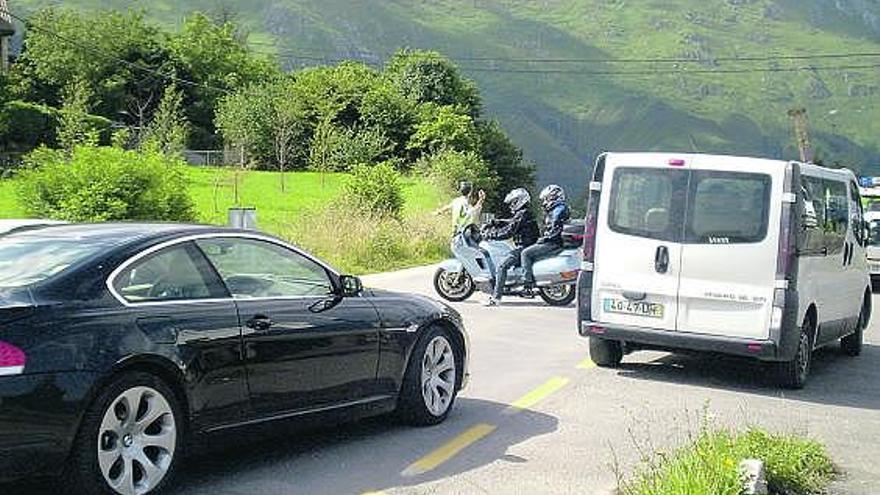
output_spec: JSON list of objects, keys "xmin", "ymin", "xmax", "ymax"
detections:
[
  {"xmin": 16, "ymin": 145, "xmax": 195, "ymax": 222},
  {"xmin": 280, "ymin": 206, "xmax": 448, "ymax": 274},
  {"xmin": 417, "ymin": 148, "xmax": 499, "ymax": 197},
  {"xmin": 342, "ymin": 162, "xmax": 404, "ymax": 217},
  {"xmin": 0, "ymin": 100, "xmax": 112, "ymax": 152},
  {"xmin": 622, "ymin": 425, "xmax": 835, "ymax": 495}
]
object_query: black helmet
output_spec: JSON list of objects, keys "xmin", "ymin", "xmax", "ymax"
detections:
[{"xmin": 459, "ymin": 181, "xmax": 473, "ymax": 196}]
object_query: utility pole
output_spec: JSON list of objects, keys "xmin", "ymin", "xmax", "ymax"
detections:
[
  {"xmin": 788, "ymin": 108, "xmax": 814, "ymax": 163},
  {"xmin": 0, "ymin": 0, "xmax": 13, "ymax": 74}
]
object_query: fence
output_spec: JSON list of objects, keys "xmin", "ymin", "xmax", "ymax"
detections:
[{"xmin": 182, "ymin": 150, "xmax": 240, "ymax": 167}]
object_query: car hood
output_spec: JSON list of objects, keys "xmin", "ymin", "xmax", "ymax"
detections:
[{"xmin": 364, "ymin": 287, "xmax": 462, "ymax": 321}]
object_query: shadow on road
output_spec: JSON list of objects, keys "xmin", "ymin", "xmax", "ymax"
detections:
[
  {"xmin": 2, "ymin": 398, "xmax": 558, "ymax": 495},
  {"xmin": 614, "ymin": 344, "xmax": 880, "ymax": 411}
]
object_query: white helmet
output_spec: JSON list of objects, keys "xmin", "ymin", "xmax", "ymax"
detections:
[
  {"xmin": 504, "ymin": 188, "xmax": 530, "ymax": 212},
  {"xmin": 539, "ymin": 184, "xmax": 565, "ymax": 210}
]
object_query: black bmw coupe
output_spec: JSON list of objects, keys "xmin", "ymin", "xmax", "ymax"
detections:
[{"xmin": 0, "ymin": 223, "xmax": 469, "ymax": 494}]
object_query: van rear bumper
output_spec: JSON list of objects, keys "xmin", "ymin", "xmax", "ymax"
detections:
[{"xmin": 580, "ymin": 321, "xmax": 779, "ymax": 360}]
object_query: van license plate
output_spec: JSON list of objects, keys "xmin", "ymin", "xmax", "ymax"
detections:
[{"xmin": 603, "ymin": 298, "xmax": 664, "ymax": 318}]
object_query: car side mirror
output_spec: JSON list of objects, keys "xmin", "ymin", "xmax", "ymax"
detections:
[{"xmin": 339, "ymin": 275, "xmax": 363, "ymax": 297}]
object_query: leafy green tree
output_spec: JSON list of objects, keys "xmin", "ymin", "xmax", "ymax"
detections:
[
  {"xmin": 168, "ymin": 13, "xmax": 279, "ymax": 147},
  {"xmin": 417, "ymin": 148, "xmax": 499, "ymax": 199},
  {"xmin": 266, "ymin": 79, "xmax": 306, "ymax": 192},
  {"xmin": 477, "ymin": 120, "xmax": 535, "ymax": 209},
  {"xmin": 408, "ymin": 104, "xmax": 480, "ymax": 156},
  {"xmin": 360, "ymin": 82, "xmax": 418, "ymax": 159},
  {"xmin": 141, "ymin": 83, "xmax": 189, "ymax": 156},
  {"xmin": 216, "ymin": 86, "xmax": 270, "ymax": 204},
  {"xmin": 57, "ymin": 77, "xmax": 100, "ymax": 151},
  {"xmin": 385, "ymin": 49, "xmax": 481, "ymax": 117}
]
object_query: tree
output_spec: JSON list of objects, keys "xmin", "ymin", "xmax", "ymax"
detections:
[
  {"xmin": 168, "ymin": 13, "xmax": 279, "ymax": 147},
  {"xmin": 477, "ymin": 120, "xmax": 535, "ymax": 209},
  {"xmin": 267, "ymin": 80, "xmax": 306, "ymax": 192},
  {"xmin": 216, "ymin": 87, "xmax": 270, "ymax": 204},
  {"xmin": 57, "ymin": 77, "xmax": 99, "ymax": 152},
  {"xmin": 408, "ymin": 104, "xmax": 480, "ymax": 156},
  {"xmin": 385, "ymin": 49, "xmax": 481, "ymax": 117},
  {"xmin": 141, "ymin": 83, "xmax": 189, "ymax": 156}
]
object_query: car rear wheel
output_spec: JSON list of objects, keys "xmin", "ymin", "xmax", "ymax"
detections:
[
  {"xmin": 67, "ymin": 372, "xmax": 183, "ymax": 495},
  {"xmin": 589, "ymin": 337, "xmax": 623, "ymax": 368},
  {"xmin": 433, "ymin": 267, "xmax": 475, "ymax": 302},
  {"xmin": 777, "ymin": 316, "xmax": 814, "ymax": 389},
  {"xmin": 538, "ymin": 285, "xmax": 576, "ymax": 306},
  {"xmin": 397, "ymin": 326, "xmax": 461, "ymax": 426}
]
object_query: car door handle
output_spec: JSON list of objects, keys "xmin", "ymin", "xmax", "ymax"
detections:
[
  {"xmin": 654, "ymin": 245, "xmax": 669, "ymax": 274},
  {"xmin": 246, "ymin": 315, "xmax": 274, "ymax": 331}
]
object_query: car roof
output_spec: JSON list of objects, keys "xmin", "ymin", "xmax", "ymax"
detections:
[
  {"xmin": 3, "ymin": 222, "xmax": 233, "ymax": 244},
  {"xmin": 0, "ymin": 219, "xmax": 67, "ymax": 235}
]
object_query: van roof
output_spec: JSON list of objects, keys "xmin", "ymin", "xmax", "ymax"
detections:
[{"xmin": 602, "ymin": 152, "xmax": 855, "ymax": 180}]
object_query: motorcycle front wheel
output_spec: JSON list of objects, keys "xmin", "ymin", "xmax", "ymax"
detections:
[
  {"xmin": 538, "ymin": 285, "xmax": 576, "ymax": 306},
  {"xmin": 433, "ymin": 267, "xmax": 476, "ymax": 302}
]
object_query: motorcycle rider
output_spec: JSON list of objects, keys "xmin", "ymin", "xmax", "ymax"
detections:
[
  {"xmin": 521, "ymin": 184, "xmax": 571, "ymax": 288},
  {"xmin": 483, "ymin": 188, "xmax": 539, "ymax": 306}
]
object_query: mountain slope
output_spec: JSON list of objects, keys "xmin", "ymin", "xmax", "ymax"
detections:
[{"xmin": 12, "ymin": 0, "xmax": 880, "ymax": 189}]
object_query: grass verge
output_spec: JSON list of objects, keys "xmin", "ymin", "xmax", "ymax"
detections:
[{"xmin": 621, "ymin": 426, "xmax": 835, "ymax": 495}]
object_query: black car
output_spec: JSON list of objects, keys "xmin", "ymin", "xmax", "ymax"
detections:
[{"xmin": 0, "ymin": 223, "xmax": 469, "ymax": 494}]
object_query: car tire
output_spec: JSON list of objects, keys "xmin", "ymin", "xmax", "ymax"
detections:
[
  {"xmin": 66, "ymin": 371, "xmax": 184, "ymax": 495},
  {"xmin": 842, "ymin": 297, "xmax": 869, "ymax": 357},
  {"xmin": 433, "ymin": 267, "xmax": 475, "ymax": 302},
  {"xmin": 396, "ymin": 326, "xmax": 461, "ymax": 426},
  {"xmin": 589, "ymin": 337, "xmax": 623, "ymax": 368},
  {"xmin": 538, "ymin": 285, "xmax": 576, "ymax": 306},
  {"xmin": 777, "ymin": 316, "xmax": 814, "ymax": 389}
]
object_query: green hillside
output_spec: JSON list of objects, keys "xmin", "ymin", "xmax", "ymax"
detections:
[{"xmin": 10, "ymin": 0, "xmax": 880, "ymax": 190}]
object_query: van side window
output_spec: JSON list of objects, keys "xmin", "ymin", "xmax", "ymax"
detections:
[
  {"xmin": 801, "ymin": 176, "xmax": 827, "ymax": 255},
  {"xmin": 850, "ymin": 182, "xmax": 864, "ymax": 245},
  {"xmin": 824, "ymin": 179, "xmax": 848, "ymax": 255}
]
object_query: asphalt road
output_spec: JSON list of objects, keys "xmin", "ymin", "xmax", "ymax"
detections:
[{"xmin": 8, "ymin": 264, "xmax": 880, "ymax": 494}]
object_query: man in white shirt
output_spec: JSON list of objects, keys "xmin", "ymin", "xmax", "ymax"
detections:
[{"xmin": 436, "ymin": 181, "xmax": 486, "ymax": 233}]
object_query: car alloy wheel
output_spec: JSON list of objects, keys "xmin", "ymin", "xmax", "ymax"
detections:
[
  {"xmin": 97, "ymin": 386, "xmax": 177, "ymax": 495},
  {"xmin": 421, "ymin": 335, "xmax": 457, "ymax": 417}
]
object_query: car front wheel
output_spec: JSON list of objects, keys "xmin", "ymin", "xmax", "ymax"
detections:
[
  {"xmin": 67, "ymin": 372, "xmax": 183, "ymax": 495},
  {"xmin": 397, "ymin": 327, "xmax": 461, "ymax": 426}
]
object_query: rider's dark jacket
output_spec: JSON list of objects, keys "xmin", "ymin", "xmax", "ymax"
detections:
[
  {"xmin": 486, "ymin": 208, "xmax": 539, "ymax": 248},
  {"xmin": 538, "ymin": 201, "xmax": 571, "ymax": 246}
]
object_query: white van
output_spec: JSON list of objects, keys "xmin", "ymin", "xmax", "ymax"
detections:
[{"xmin": 576, "ymin": 152, "xmax": 872, "ymax": 388}]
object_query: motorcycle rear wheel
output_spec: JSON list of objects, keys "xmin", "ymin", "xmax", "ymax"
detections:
[
  {"xmin": 538, "ymin": 285, "xmax": 576, "ymax": 306},
  {"xmin": 433, "ymin": 267, "xmax": 476, "ymax": 302}
]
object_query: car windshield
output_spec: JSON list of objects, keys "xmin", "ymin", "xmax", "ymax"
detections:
[{"xmin": 0, "ymin": 236, "xmax": 114, "ymax": 288}]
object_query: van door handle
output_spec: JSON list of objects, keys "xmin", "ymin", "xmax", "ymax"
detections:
[{"xmin": 655, "ymin": 245, "xmax": 669, "ymax": 274}]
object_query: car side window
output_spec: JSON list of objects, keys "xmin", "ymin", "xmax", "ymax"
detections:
[
  {"xmin": 113, "ymin": 244, "xmax": 225, "ymax": 303},
  {"xmin": 196, "ymin": 238, "xmax": 334, "ymax": 298}
]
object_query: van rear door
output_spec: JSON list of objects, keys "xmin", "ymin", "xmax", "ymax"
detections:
[
  {"xmin": 675, "ymin": 157, "xmax": 781, "ymax": 340},
  {"xmin": 593, "ymin": 155, "xmax": 687, "ymax": 331}
]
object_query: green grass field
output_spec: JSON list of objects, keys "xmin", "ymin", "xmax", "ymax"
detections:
[{"xmin": 0, "ymin": 166, "xmax": 450, "ymax": 273}]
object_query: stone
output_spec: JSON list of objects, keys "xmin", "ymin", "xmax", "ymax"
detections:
[{"xmin": 740, "ymin": 458, "xmax": 769, "ymax": 495}]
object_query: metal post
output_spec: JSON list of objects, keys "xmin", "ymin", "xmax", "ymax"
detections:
[{"xmin": 0, "ymin": 0, "xmax": 13, "ymax": 75}]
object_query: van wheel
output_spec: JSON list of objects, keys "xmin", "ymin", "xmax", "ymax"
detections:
[
  {"xmin": 589, "ymin": 337, "xmax": 623, "ymax": 368},
  {"xmin": 777, "ymin": 317, "xmax": 814, "ymax": 389},
  {"xmin": 842, "ymin": 297, "xmax": 869, "ymax": 357}
]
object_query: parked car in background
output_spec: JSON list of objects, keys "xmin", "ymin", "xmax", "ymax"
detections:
[
  {"xmin": 577, "ymin": 152, "xmax": 871, "ymax": 389},
  {"xmin": 0, "ymin": 223, "xmax": 469, "ymax": 494},
  {"xmin": 0, "ymin": 219, "xmax": 66, "ymax": 236},
  {"xmin": 865, "ymin": 211, "xmax": 880, "ymax": 289}
]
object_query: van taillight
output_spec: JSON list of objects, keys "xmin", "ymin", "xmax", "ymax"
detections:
[
  {"xmin": 0, "ymin": 341, "xmax": 25, "ymax": 376},
  {"xmin": 772, "ymin": 163, "xmax": 797, "ymax": 331},
  {"xmin": 582, "ymin": 181, "xmax": 601, "ymax": 265}
]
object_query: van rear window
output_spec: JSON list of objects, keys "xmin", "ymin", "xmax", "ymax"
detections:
[{"xmin": 609, "ymin": 167, "xmax": 771, "ymax": 244}]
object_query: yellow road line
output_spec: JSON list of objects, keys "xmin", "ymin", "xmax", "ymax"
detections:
[
  {"xmin": 577, "ymin": 358, "xmax": 596, "ymax": 369},
  {"xmin": 360, "ymin": 492, "xmax": 388, "ymax": 495},
  {"xmin": 402, "ymin": 423, "xmax": 497, "ymax": 477},
  {"xmin": 503, "ymin": 376, "xmax": 570, "ymax": 415}
]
